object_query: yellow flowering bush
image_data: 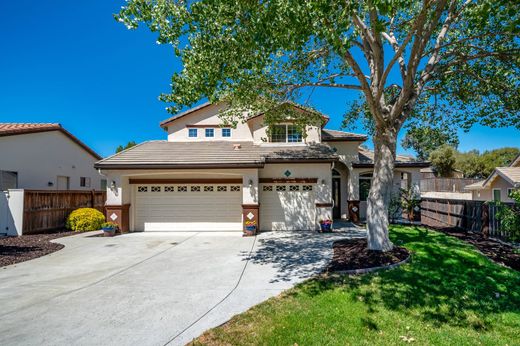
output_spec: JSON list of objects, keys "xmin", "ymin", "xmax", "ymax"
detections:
[{"xmin": 66, "ymin": 208, "xmax": 105, "ymax": 232}]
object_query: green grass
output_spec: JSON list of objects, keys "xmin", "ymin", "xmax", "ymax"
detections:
[{"xmin": 194, "ymin": 226, "xmax": 520, "ymax": 346}]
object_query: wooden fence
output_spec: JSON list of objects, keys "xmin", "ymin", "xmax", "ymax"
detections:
[
  {"xmin": 23, "ymin": 190, "xmax": 106, "ymax": 234},
  {"xmin": 420, "ymin": 178, "xmax": 481, "ymax": 193},
  {"xmin": 420, "ymin": 197, "xmax": 515, "ymax": 240}
]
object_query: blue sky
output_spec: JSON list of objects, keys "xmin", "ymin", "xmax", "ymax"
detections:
[{"xmin": 1, "ymin": 1, "xmax": 518, "ymax": 158}]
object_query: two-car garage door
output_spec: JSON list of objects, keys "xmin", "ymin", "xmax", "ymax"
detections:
[{"xmin": 134, "ymin": 184, "xmax": 242, "ymax": 231}]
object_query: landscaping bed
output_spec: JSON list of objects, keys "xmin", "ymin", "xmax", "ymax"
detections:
[
  {"xmin": 433, "ymin": 228, "xmax": 520, "ymax": 271},
  {"xmin": 0, "ymin": 231, "xmax": 74, "ymax": 267},
  {"xmin": 327, "ymin": 238, "xmax": 409, "ymax": 272}
]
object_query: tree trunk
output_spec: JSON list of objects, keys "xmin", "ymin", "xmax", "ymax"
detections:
[{"xmin": 366, "ymin": 127, "xmax": 397, "ymax": 251}]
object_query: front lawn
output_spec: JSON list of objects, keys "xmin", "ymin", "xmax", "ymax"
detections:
[{"xmin": 194, "ymin": 226, "xmax": 520, "ymax": 345}]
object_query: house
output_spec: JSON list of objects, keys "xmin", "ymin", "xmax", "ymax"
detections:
[
  {"xmin": 0, "ymin": 123, "xmax": 105, "ymax": 191},
  {"xmin": 465, "ymin": 154, "xmax": 520, "ymax": 202},
  {"xmin": 95, "ymin": 102, "xmax": 428, "ymax": 232}
]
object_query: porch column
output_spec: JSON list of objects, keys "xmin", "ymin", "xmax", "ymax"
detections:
[
  {"xmin": 242, "ymin": 169, "xmax": 259, "ymax": 235},
  {"xmin": 104, "ymin": 174, "xmax": 131, "ymax": 232},
  {"xmin": 347, "ymin": 169, "xmax": 360, "ymax": 222}
]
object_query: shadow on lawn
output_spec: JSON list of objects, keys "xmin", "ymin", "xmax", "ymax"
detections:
[{"xmin": 300, "ymin": 226, "xmax": 520, "ymax": 330}]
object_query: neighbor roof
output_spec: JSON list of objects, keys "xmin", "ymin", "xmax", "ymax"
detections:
[
  {"xmin": 0, "ymin": 123, "xmax": 102, "ymax": 160},
  {"xmin": 465, "ymin": 167, "xmax": 520, "ymax": 190},
  {"xmin": 95, "ymin": 141, "xmax": 338, "ymax": 170},
  {"xmin": 321, "ymin": 129, "xmax": 368, "ymax": 142},
  {"xmin": 352, "ymin": 147, "xmax": 429, "ymax": 168},
  {"xmin": 511, "ymin": 154, "xmax": 520, "ymax": 167}
]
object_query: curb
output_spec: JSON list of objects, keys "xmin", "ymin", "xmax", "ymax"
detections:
[{"xmin": 328, "ymin": 252, "xmax": 412, "ymax": 275}]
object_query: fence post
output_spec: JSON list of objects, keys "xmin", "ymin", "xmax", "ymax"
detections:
[
  {"xmin": 90, "ymin": 190, "xmax": 95, "ymax": 208},
  {"xmin": 481, "ymin": 203, "xmax": 489, "ymax": 239}
]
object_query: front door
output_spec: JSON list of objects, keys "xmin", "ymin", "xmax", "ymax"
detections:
[{"xmin": 332, "ymin": 177, "xmax": 341, "ymax": 219}]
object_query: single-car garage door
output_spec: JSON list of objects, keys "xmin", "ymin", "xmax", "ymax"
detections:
[
  {"xmin": 259, "ymin": 183, "xmax": 316, "ymax": 231},
  {"xmin": 134, "ymin": 184, "xmax": 242, "ymax": 231}
]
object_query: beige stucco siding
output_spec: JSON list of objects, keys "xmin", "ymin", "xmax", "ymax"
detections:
[
  {"xmin": 472, "ymin": 176, "xmax": 517, "ymax": 202},
  {"xmin": 0, "ymin": 131, "xmax": 103, "ymax": 190}
]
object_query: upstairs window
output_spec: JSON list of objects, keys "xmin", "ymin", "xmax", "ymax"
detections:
[
  {"xmin": 205, "ymin": 128, "xmax": 214, "ymax": 137},
  {"xmin": 222, "ymin": 128, "xmax": 231, "ymax": 137},
  {"xmin": 270, "ymin": 125, "xmax": 302, "ymax": 143},
  {"xmin": 188, "ymin": 128, "xmax": 198, "ymax": 138}
]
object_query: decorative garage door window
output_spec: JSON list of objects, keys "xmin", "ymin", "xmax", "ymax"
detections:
[
  {"xmin": 230, "ymin": 186, "xmax": 241, "ymax": 192},
  {"xmin": 276, "ymin": 185, "xmax": 286, "ymax": 192},
  {"xmin": 289, "ymin": 185, "xmax": 299, "ymax": 191},
  {"xmin": 137, "ymin": 186, "xmax": 148, "ymax": 192},
  {"xmin": 204, "ymin": 186, "xmax": 214, "ymax": 192},
  {"xmin": 263, "ymin": 185, "xmax": 273, "ymax": 191},
  {"xmin": 151, "ymin": 186, "xmax": 161, "ymax": 192},
  {"xmin": 164, "ymin": 186, "xmax": 175, "ymax": 192},
  {"xmin": 178, "ymin": 186, "xmax": 188, "ymax": 192},
  {"xmin": 217, "ymin": 186, "xmax": 227, "ymax": 192},
  {"xmin": 191, "ymin": 186, "xmax": 201, "ymax": 192},
  {"xmin": 302, "ymin": 185, "xmax": 313, "ymax": 191}
]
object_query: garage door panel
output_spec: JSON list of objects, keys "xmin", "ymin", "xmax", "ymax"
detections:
[
  {"xmin": 260, "ymin": 184, "xmax": 316, "ymax": 231},
  {"xmin": 134, "ymin": 184, "xmax": 242, "ymax": 232}
]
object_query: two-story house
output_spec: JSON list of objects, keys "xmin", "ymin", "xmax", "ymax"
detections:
[{"xmin": 95, "ymin": 102, "xmax": 427, "ymax": 232}]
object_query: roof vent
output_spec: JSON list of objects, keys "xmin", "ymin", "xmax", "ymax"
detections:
[{"xmin": 233, "ymin": 143, "xmax": 241, "ymax": 150}]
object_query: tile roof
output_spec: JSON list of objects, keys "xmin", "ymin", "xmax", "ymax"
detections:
[
  {"xmin": 0, "ymin": 123, "xmax": 61, "ymax": 135},
  {"xmin": 95, "ymin": 141, "xmax": 338, "ymax": 169},
  {"xmin": 0, "ymin": 123, "xmax": 101, "ymax": 160},
  {"xmin": 321, "ymin": 129, "xmax": 368, "ymax": 141},
  {"xmin": 352, "ymin": 147, "xmax": 429, "ymax": 168},
  {"xmin": 465, "ymin": 167, "xmax": 520, "ymax": 190}
]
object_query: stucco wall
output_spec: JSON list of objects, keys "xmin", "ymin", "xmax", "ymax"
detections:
[
  {"xmin": 0, "ymin": 131, "xmax": 103, "ymax": 190},
  {"xmin": 472, "ymin": 176, "xmax": 517, "ymax": 202}
]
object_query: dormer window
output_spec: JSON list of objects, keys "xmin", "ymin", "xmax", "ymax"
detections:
[
  {"xmin": 222, "ymin": 128, "xmax": 231, "ymax": 137},
  {"xmin": 270, "ymin": 125, "xmax": 302, "ymax": 143},
  {"xmin": 188, "ymin": 128, "xmax": 198, "ymax": 138},
  {"xmin": 205, "ymin": 128, "xmax": 214, "ymax": 137}
]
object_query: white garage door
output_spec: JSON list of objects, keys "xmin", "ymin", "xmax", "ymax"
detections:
[
  {"xmin": 259, "ymin": 183, "xmax": 316, "ymax": 231},
  {"xmin": 134, "ymin": 184, "xmax": 242, "ymax": 231}
]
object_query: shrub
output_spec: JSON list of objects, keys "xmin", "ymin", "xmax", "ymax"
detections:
[{"xmin": 66, "ymin": 208, "xmax": 105, "ymax": 232}]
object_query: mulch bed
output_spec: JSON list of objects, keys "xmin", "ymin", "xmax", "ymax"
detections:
[
  {"xmin": 327, "ymin": 238, "xmax": 410, "ymax": 272},
  {"xmin": 435, "ymin": 228, "xmax": 520, "ymax": 271},
  {"xmin": 0, "ymin": 230, "xmax": 75, "ymax": 267}
]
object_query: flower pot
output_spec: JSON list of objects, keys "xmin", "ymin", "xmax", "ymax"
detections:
[
  {"xmin": 319, "ymin": 223, "xmax": 332, "ymax": 233},
  {"xmin": 102, "ymin": 228, "xmax": 116, "ymax": 237}
]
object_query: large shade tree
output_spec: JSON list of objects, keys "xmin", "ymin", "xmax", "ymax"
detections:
[{"xmin": 117, "ymin": 0, "xmax": 519, "ymax": 251}]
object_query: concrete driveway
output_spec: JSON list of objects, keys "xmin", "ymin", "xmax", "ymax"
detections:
[{"xmin": 0, "ymin": 227, "xmax": 365, "ymax": 346}]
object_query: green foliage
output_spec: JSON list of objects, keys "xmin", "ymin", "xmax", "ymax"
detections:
[
  {"xmin": 402, "ymin": 126, "xmax": 459, "ymax": 161},
  {"xmin": 429, "ymin": 145, "xmax": 457, "ymax": 177},
  {"xmin": 399, "ymin": 187, "xmax": 421, "ymax": 221},
  {"xmin": 115, "ymin": 1, "xmax": 520, "ymax": 133},
  {"xmin": 455, "ymin": 147, "xmax": 520, "ymax": 178},
  {"xmin": 494, "ymin": 189, "xmax": 520, "ymax": 241},
  {"xmin": 193, "ymin": 226, "xmax": 520, "ymax": 345},
  {"xmin": 116, "ymin": 141, "xmax": 137, "ymax": 153},
  {"xmin": 66, "ymin": 208, "xmax": 105, "ymax": 232}
]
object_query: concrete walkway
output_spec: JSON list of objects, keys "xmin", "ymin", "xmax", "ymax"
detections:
[{"xmin": 0, "ymin": 226, "xmax": 365, "ymax": 346}]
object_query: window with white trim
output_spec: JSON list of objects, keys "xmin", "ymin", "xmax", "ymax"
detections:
[
  {"xmin": 205, "ymin": 128, "xmax": 214, "ymax": 137},
  {"xmin": 222, "ymin": 128, "xmax": 231, "ymax": 137},
  {"xmin": 188, "ymin": 128, "xmax": 198, "ymax": 138},
  {"xmin": 269, "ymin": 125, "xmax": 302, "ymax": 143},
  {"xmin": 507, "ymin": 188, "xmax": 514, "ymax": 198}
]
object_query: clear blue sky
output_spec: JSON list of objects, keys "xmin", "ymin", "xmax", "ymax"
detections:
[{"xmin": 1, "ymin": 1, "xmax": 518, "ymax": 158}]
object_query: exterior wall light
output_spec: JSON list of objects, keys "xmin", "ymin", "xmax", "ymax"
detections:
[
  {"xmin": 111, "ymin": 181, "xmax": 117, "ymax": 190},
  {"xmin": 248, "ymin": 179, "xmax": 253, "ymax": 188}
]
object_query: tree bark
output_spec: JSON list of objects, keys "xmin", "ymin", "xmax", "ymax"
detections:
[{"xmin": 366, "ymin": 127, "xmax": 398, "ymax": 251}]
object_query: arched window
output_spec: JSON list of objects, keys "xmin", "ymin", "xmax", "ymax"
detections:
[{"xmin": 332, "ymin": 169, "xmax": 341, "ymax": 177}]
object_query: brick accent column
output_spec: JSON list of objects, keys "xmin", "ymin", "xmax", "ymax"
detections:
[
  {"xmin": 242, "ymin": 204, "xmax": 259, "ymax": 236},
  {"xmin": 105, "ymin": 204, "xmax": 130, "ymax": 233},
  {"xmin": 348, "ymin": 200, "xmax": 360, "ymax": 223}
]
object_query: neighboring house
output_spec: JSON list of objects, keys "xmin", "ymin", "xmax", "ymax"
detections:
[
  {"xmin": 465, "ymin": 154, "xmax": 520, "ymax": 202},
  {"xmin": 95, "ymin": 102, "xmax": 428, "ymax": 232},
  {"xmin": 0, "ymin": 123, "xmax": 105, "ymax": 191}
]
